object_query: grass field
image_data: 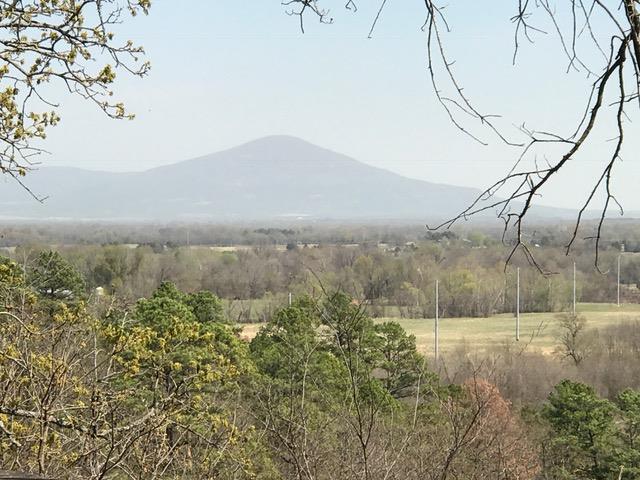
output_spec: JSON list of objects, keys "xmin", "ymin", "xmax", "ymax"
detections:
[{"xmin": 240, "ymin": 303, "xmax": 640, "ymax": 355}]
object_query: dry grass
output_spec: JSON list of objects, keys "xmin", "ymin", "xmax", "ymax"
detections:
[{"xmin": 239, "ymin": 303, "xmax": 640, "ymax": 355}]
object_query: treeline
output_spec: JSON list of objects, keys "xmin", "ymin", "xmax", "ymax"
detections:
[
  {"xmin": 1, "ymin": 254, "xmax": 640, "ymax": 479},
  {"xmin": 0, "ymin": 222, "xmax": 430, "ymax": 247},
  {"xmin": 2, "ymin": 239, "xmax": 638, "ymax": 321},
  {"xmin": 1, "ymin": 218, "xmax": 640, "ymax": 251}
]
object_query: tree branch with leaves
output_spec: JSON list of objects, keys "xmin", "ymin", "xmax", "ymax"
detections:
[
  {"xmin": 284, "ymin": 0, "xmax": 640, "ymax": 271},
  {"xmin": 0, "ymin": 0, "xmax": 150, "ymax": 194}
]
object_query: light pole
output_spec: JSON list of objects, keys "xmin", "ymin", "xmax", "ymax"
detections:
[
  {"xmin": 516, "ymin": 267, "xmax": 520, "ymax": 342},
  {"xmin": 435, "ymin": 279, "xmax": 439, "ymax": 365},
  {"xmin": 573, "ymin": 261, "xmax": 576, "ymax": 315},
  {"xmin": 617, "ymin": 254, "xmax": 621, "ymax": 307}
]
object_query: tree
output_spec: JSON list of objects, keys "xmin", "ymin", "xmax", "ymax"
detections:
[
  {"xmin": 184, "ymin": 290, "xmax": 226, "ymax": 324},
  {"xmin": 373, "ymin": 321, "xmax": 423, "ymax": 398},
  {"xmin": 150, "ymin": 280, "xmax": 227, "ymax": 324},
  {"xmin": 0, "ymin": 0, "xmax": 150, "ymax": 185},
  {"xmin": 543, "ymin": 380, "xmax": 618, "ymax": 479},
  {"xmin": 0, "ymin": 255, "xmax": 33, "ymax": 308},
  {"xmin": 249, "ymin": 296, "xmax": 348, "ymax": 479},
  {"xmin": 284, "ymin": 0, "xmax": 640, "ymax": 268},
  {"xmin": 99, "ymin": 284, "xmax": 261, "ymax": 477},
  {"xmin": 556, "ymin": 313, "xmax": 592, "ymax": 366},
  {"xmin": 0, "ymin": 267, "xmax": 269, "ymax": 478},
  {"xmin": 617, "ymin": 389, "xmax": 640, "ymax": 476},
  {"xmin": 28, "ymin": 250, "xmax": 85, "ymax": 299},
  {"xmin": 319, "ymin": 292, "xmax": 396, "ymax": 480},
  {"xmin": 434, "ymin": 378, "xmax": 540, "ymax": 480}
]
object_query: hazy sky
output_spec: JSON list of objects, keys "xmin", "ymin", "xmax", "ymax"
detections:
[{"xmin": 37, "ymin": 1, "xmax": 639, "ymax": 211}]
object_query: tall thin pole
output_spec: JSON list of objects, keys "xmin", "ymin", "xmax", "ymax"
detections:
[
  {"xmin": 288, "ymin": 292, "xmax": 292, "ymax": 306},
  {"xmin": 572, "ymin": 261, "xmax": 576, "ymax": 315},
  {"xmin": 516, "ymin": 267, "xmax": 520, "ymax": 342},
  {"xmin": 435, "ymin": 279, "xmax": 439, "ymax": 365},
  {"xmin": 617, "ymin": 255, "xmax": 621, "ymax": 307}
]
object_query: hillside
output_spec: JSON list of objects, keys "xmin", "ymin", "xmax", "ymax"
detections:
[{"xmin": 0, "ymin": 136, "xmax": 546, "ymax": 221}]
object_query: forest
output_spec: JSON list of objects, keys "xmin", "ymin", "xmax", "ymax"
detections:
[
  {"xmin": 1, "ymin": 225, "xmax": 640, "ymax": 478},
  {"xmin": 2, "ymin": 222, "xmax": 639, "ymax": 322}
]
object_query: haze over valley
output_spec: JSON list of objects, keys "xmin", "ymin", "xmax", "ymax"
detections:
[{"xmin": 0, "ymin": 135, "xmax": 581, "ymax": 222}]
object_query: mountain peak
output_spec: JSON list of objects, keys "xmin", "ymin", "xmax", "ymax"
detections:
[
  {"xmin": 0, "ymin": 136, "xmax": 485, "ymax": 221},
  {"xmin": 235, "ymin": 135, "xmax": 323, "ymax": 153},
  {"xmin": 246, "ymin": 134, "xmax": 311, "ymax": 144}
]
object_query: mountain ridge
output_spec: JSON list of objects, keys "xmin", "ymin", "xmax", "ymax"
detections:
[{"xmin": 0, "ymin": 136, "xmax": 574, "ymax": 222}]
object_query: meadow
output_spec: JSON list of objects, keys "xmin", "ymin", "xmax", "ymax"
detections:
[{"xmin": 240, "ymin": 302, "xmax": 640, "ymax": 355}]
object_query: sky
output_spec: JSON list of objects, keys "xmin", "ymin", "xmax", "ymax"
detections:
[{"xmin": 37, "ymin": 0, "xmax": 639, "ymax": 211}]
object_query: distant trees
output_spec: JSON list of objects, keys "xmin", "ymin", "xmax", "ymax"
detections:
[{"xmin": 1, "ymin": 238, "xmax": 629, "ymax": 321}]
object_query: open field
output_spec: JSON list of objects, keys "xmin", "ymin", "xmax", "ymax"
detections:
[{"xmin": 240, "ymin": 303, "xmax": 640, "ymax": 355}]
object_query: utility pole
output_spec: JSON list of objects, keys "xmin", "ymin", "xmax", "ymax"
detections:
[
  {"xmin": 435, "ymin": 279, "xmax": 439, "ymax": 366},
  {"xmin": 573, "ymin": 261, "xmax": 576, "ymax": 315},
  {"xmin": 516, "ymin": 267, "xmax": 520, "ymax": 342},
  {"xmin": 617, "ymin": 254, "xmax": 621, "ymax": 307}
]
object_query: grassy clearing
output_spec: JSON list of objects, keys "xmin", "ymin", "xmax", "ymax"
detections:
[
  {"xmin": 380, "ymin": 306, "xmax": 640, "ymax": 355},
  {"xmin": 239, "ymin": 303, "xmax": 640, "ymax": 355},
  {"xmin": 239, "ymin": 323, "xmax": 263, "ymax": 341}
]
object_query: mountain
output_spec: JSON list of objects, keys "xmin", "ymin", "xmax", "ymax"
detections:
[{"xmin": 0, "ymin": 135, "xmax": 553, "ymax": 222}]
